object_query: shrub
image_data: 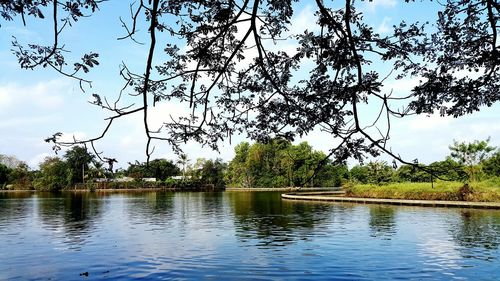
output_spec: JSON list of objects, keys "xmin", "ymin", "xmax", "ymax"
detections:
[{"xmin": 457, "ymin": 184, "xmax": 474, "ymax": 201}]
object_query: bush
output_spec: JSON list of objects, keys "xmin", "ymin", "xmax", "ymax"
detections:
[
  {"xmin": 164, "ymin": 178, "xmax": 177, "ymax": 188},
  {"xmin": 483, "ymin": 151, "xmax": 500, "ymax": 177},
  {"xmin": 457, "ymin": 184, "xmax": 474, "ymax": 201},
  {"xmin": 395, "ymin": 165, "xmax": 430, "ymax": 182},
  {"xmin": 349, "ymin": 165, "xmax": 370, "ymax": 183}
]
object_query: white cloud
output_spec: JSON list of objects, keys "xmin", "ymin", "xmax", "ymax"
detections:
[
  {"xmin": 28, "ymin": 153, "xmax": 52, "ymax": 169},
  {"xmin": 148, "ymin": 101, "xmax": 191, "ymax": 130},
  {"xmin": 120, "ymin": 135, "xmax": 135, "ymax": 148},
  {"xmin": 377, "ymin": 17, "xmax": 392, "ymax": 34},
  {"xmin": 468, "ymin": 122, "xmax": 500, "ymax": 136},
  {"xmin": 289, "ymin": 5, "xmax": 319, "ymax": 35},
  {"xmin": 58, "ymin": 131, "xmax": 88, "ymax": 143},
  {"xmin": 0, "ymin": 115, "xmax": 58, "ymax": 129},
  {"xmin": 383, "ymin": 104, "xmax": 500, "ymax": 164},
  {"xmin": 447, "ymin": 118, "xmax": 500, "ymax": 144},
  {"xmin": 299, "ymin": 128, "xmax": 343, "ymax": 154},
  {"xmin": 0, "ymin": 87, "xmax": 12, "ymax": 107},
  {"xmin": 2, "ymin": 26, "xmax": 39, "ymax": 40},
  {"xmin": 364, "ymin": 0, "xmax": 397, "ymax": 13},
  {"xmin": 0, "ymin": 80, "xmax": 67, "ymax": 110},
  {"xmin": 408, "ymin": 113, "xmax": 453, "ymax": 130},
  {"xmin": 381, "ymin": 77, "xmax": 421, "ymax": 97}
]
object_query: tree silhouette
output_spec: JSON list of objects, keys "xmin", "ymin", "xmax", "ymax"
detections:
[{"xmin": 2, "ymin": 0, "xmax": 499, "ymax": 171}]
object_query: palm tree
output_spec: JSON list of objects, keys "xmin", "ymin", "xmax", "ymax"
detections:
[{"xmin": 177, "ymin": 154, "xmax": 189, "ymax": 180}]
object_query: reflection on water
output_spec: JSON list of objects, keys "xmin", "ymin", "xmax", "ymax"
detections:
[
  {"xmin": 227, "ymin": 192, "xmax": 351, "ymax": 248},
  {"xmin": 369, "ymin": 206, "xmax": 396, "ymax": 239},
  {"xmin": 124, "ymin": 191, "xmax": 175, "ymax": 226},
  {"xmin": 36, "ymin": 192, "xmax": 104, "ymax": 249},
  {"xmin": 1, "ymin": 191, "xmax": 500, "ymax": 280},
  {"xmin": 0, "ymin": 192, "xmax": 33, "ymax": 232},
  {"xmin": 451, "ymin": 210, "xmax": 500, "ymax": 250}
]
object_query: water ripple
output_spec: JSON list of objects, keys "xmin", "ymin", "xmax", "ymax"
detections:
[{"xmin": 1, "ymin": 191, "xmax": 500, "ymax": 280}]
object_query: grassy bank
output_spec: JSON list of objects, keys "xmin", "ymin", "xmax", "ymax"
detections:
[{"xmin": 345, "ymin": 179, "xmax": 500, "ymax": 202}]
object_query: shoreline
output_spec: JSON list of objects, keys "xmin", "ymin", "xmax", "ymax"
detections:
[
  {"xmin": 1, "ymin": 187, "xmax": 340, "ymax": 193},
  {"xmin": 225, "ymin": 187, "xmax": 341, "ymax": 192},
  {"xmin": 282, "ymin": 192, "xmax": 500, "ymax": 209},
  {"xmin": 0, "ymin": 188, "xmax": 224, "ymax": 193},
  {"xmin": 3, "ymin": 188, "xmax": 500, "ymax": 209}
]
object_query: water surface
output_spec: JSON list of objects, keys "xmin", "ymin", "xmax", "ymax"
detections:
[{"xmin": 1, "ymin": 191, "xmax": 499, "ymax": 280}]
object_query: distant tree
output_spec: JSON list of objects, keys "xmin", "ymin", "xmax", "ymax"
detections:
[
  {"xmin": 428, "ymin": 158, "xmax": 468, "ymax": 182},
  {"xmin": 315, "ymin": 163, "xmax": 349, "ymax": 187},
  {"xmin": 226, "ymin": 142, "xmax": 251, "ymax": 187},
  {"xmin": 148, "ymin": 159, "xmax": 180, "ymax": 181},
  {"xmin": 395, "ymin": 164, "xmax": 431, "ymax": 183},
  {"xmin": 8, "ymin": 163, "xmax": 32, "ymax": 188},
  {"xmin": 33, "ymin": 157, "xmax": 71, "ymax": 191},
  {"xmin": 0, "ymin": 154, "xmax": 24, "ymax": 169},
  {"xmin": 103, "ymin": 157, "xmax": 118, "ymax": 175},
  {"xmin": 193, "ymin": 158, "xmax": 226, "ymax": 187},
  {"xmin": 483, "ymin": 150, "xmax": 500, "ymax": 177},
  {"xmin": 287, "ymin": 142, "xmax": 315, "ymax": 187},
  {"xmin": 126, "ymin": 158, "xmax": 179, "ymax": 180},
  {"xmin": 86, "ymin": 159, "xmax": 111, "ymax": 180},
  {"xmin": 349, "ymin": 165, "xmax": 370, "ymax": 184},
  {"xmin": 114, "ymin": 168, "xmax": 127, "ymax": 179},
  {"xmin": 226, "ymin": 139, "xmax": 338, "ymax": 188},
  {"xmin": 176, "ymin": 154, "xmax": 190, "ymax": 180},
  {"xmin": 244, "ymin": 143, "xmax": 268, "ymax": 187},
  {"xmin": 126, "ymin": 161, "xmax": 148, "ymax": 179},
  {"xmin": 64, "ymin": 146, "xmax": 95, "ymax": 184},
  {"xmin": 366, "ymin": 161, "xmax": 394, "ymax": 184},
  {"xmin": 449, "ymin": 139, "xmax": 496, "ymax": 181},
  {"xmin": 0, "ymin": 163, "xmax": 10, "ymax": 185}
]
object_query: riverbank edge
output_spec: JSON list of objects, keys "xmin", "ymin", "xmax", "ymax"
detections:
[
  {"xmin": 0, "ymin": 187, "xmax": 342, "ymax": 193},
  {"xmin": 281, "ymin": 193, "xmax": 500, "ymax": 209},
  {"xmin": 0, "ymin": 187, "xmax": 223, "ymax": 193},
  {"xmin": 225, "ymin": 187, "xmax": 341, "ymax": 192}
]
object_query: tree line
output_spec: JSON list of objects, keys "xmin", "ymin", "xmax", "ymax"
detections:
[
  {"xmin": 225, "ymin": 139, "xmax": 348, "ymax": 188},
  {"xmin": 0, "ymin": 147, "xmax": 227, "ymax": 191},
  {"xmin": 350, "ymin": 139, "xmax": 500, "ymax": 184},
  {"xmin": 1, "ymin": 138, "xmax": 499, "ymax": 191}
]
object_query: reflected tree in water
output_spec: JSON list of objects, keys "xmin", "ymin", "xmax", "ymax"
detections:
[
  {"xmin": 0, "ymin": 192, "xmax": 34, "ymax": 231},
  {"xmin": 449, "ymin": 210, "xmax": 500, "ymax": 253},
  {"xmin": 36, "ymin": 192, "xmax": 104, "ymax": 247},
  {"xmin": 124, "ymin": 191, "xmax": 175, "ymax": 226},
  {"xmin": 368, "ymin": 206, "xmax": 396, "ymax": 239},
  {"xmin": 227, "ymin": 192, "xmax": 345, "ymax": 247},
  {"xmin": 124, "ymin": 191, "xmax": 228, "ymax": 229}
]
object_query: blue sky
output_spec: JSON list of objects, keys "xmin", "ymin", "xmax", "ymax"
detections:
[{"xmin": 0, "ymin": 0, "xmax": 499, "ymax": 168}]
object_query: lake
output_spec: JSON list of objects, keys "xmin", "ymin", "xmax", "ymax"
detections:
[{"xmin": 1, "ymin": 191, "xmax": 499, "ymax": 280}]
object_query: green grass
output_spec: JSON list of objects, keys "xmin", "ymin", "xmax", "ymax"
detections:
[{"xmin": 344, "ymin": 179, "xmax": 500, "ymax": 202}]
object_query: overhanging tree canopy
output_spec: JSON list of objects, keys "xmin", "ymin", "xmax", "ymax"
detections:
[{"xmin": 2, "ymin": 0, "xmax": 499, "ymax": 170}]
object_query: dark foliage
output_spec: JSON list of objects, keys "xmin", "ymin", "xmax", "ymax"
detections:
[
  {"xmin": 0, "ymin": 163, "xmax": 10, "ymax": 184},
  {"xmin": 2, "ymin": 0, "xmax": 499, "ymax": 176},
  {"xmin": 226, "ymin": 139, "xmax": 346, "ymax": 188},
  {"xmin": 483, "ymin": 150, "xmax": 500, "ymax": 177},
  {"xmin": 126, "ymin": 159, "xmax": 180, "ymax": 181},
  {"xmin": 64, "ymin": 146, "xmax": 95, "ymax": 184}
]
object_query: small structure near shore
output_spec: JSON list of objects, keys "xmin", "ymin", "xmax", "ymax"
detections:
[{"xmin": 94, "ymin": 177, "xmax": 156, "ymax": 183}]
